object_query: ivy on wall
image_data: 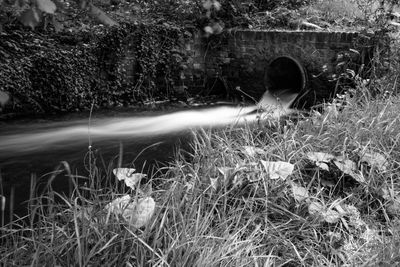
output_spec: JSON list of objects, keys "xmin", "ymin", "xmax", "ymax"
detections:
[{"xmin": 0, "ymin": 22, "xmax": 190, "ymax": 114}]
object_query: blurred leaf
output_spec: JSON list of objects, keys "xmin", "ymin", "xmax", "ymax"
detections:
[
  {"xmin": 105, "ymin": 194, "xmax": 131, "ymax": 215},
  {"xmin": 320, "ymin": 178, "xmax": 335, "ymax": 187},
  {"xmin": 19, "ymin": 7, "xmax": 41, "ymax": 30},
  {"xmin": 291, "ymin": 183, "xmax": 309, "ymax": 202},
  {"xmin": 306, "ymin": 152, "xmax": 335, "ymax": 163},
  {"xmin": 360, "ymin": 151, "xmax": 388, "ymax": 171},
  {"xmin": 202, "ymin": 0, "xmax": 212, "ymax": 10},
  {"xmin": 351, "ymin": 172, "xmax": 366, "ymax": 184},
  {"xmin": 76, "ymin": 0, "xmax": 88, "ymax": 9},
  {"xmin": 308, "ymin": 201, "xmax": 342, "ymax": 223},
  {"xmin": 242, "ymin": 146, "xmax": 265, "ymax": 157},
  {"xmin": 217, "ymin": 166, "xmax": 245, "ymax": 188},
  {"xmin": 0, "ymin": 90, "xmax": 10, "ymax": 108},
  {"xmin": 105, "ymin": 195, "xmax": 155, "ymax": 228},
  {"xmin": 316, "ymin": 162, "xmax": 329, "ymax": 171},
  {"xmin": 308, "ymin": 201, "xmax": 324, "ymax": 216},
  {"xmin": 261, "ymin": 160, "xmax": 294, "ymax": 180},
  {"xmin": 325, "ymin": 103, "xmax": 339, "ymax": 119},
  {"xmin": 113, "ymin": 168, "xmax": 136, "ymax": 180},
  {"xmin": 380, "ymin": 188, "xmax": 397, "ymax": 201},
  {"xmin": 86, "ymin": 3, "xmax": 119, "ymax": 26},
  {"xmin": 204, "ymin": 25, "xmax": 213, "ymax": 34},
  {"xmin": 76, "ymin": 206, "xmax": 93, "ymax": 221},
  {"xmin": 333, "ymin": 158, "xmax": 357, "ymax": 175},
  {"xmin": 36, "ymin": 0, "xmax": 56, "ymax": 14},
  {"xmin": 211, "ymin": 22, "xmax": 223, "ymax": 34},
  {"xmin": 386, "ymin": 199, "xmax": 400, "ymax": 217},
  {"xmin": 210, "ymin": 177, "xmax": 218, "ymax": 191},
  {"xmin": 213, "ymin": 0, "xmax": 221, "ymax": 10},
  {"xmin": 323, "ymin": 209, "xmax": 341, "ymax": 223},
  {"xmin": 217, "ymin": 167, "xmax": 236, "ymax": 178},
  {"xmin": 306, "ymin": 152, "xmax": 335, "ymax": 170},
  {"xmin": 52, "ymin": 16, "xmax": 63, "ymax": 32},
  {"xmin": 125, "ymin": 197, "xmax": 155, "ymax": 228}
]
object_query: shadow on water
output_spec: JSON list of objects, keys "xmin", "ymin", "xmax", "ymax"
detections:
[{"xmin": 0, "ymin": 91, "xmax": 297, "ymax": 223}]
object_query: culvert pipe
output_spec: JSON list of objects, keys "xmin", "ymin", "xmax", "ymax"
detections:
[{"xmin": 261, "ymin": 56, "xmax": 307, "ymax": 107}]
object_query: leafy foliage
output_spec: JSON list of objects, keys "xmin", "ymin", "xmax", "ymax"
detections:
[
  {"xmin": 0, "ymin": 21, "xmax": 190, "ymax": 114},
  {"xmin": 95, "ymin": 23, "xmax": 190, "ymax": 104}
]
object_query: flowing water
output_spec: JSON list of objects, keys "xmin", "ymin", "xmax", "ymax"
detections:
[{"xmin": 0, "ymin": 91, "xmax": 297, "ymax": 222}]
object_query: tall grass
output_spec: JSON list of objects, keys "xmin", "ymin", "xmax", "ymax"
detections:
[{"xmin": 1, "ymin": 84, "xmax": 400, "ymax": 266}]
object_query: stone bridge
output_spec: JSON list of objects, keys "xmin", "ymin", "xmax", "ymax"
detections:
[{"xmin": 182, "ymin": 30, "xmax": 374, "ymax": 108}]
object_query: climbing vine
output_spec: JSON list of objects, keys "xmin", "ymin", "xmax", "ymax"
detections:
[
  {"xmin": 95, "ymin": 22, "xmax": 190, "ymax": 105},
  {"xmin": 0, "ymin": 21, "xmax": 191, "ymax": 114}
]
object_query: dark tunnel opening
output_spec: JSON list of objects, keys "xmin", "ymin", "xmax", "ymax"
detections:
[{"xmin": 264, "ymin": 56, "xmax": 306, "ymax": 98}]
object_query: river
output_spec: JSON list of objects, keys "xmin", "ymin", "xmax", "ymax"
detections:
[{"xmin": 0, "ymin": 91, "xmax": 297, "ymax": 223}]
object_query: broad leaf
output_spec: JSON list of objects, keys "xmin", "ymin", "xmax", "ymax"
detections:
[
  {"xmin": 261, "ymin": 160, "xmax": 294, "ymax": 180},
  {"xmin": 360, "ymin": 151, "xmax": 388, "ymax": 171},
  {"xmin": 113, "ymin": 168, "xmax": 146, "ymax": 190},
  {"xmin": 333, "ymin": 158, "xmax": 357, "ymax": 175},
  {"xmin": 334, "ymin": 157, "xmax": 365, "ymax": 183},
  {"xmin": 36, "ymin": 0, "xmax": 56, "ymax": 14}
]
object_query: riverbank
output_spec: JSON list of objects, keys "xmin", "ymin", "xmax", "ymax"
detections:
[{"xmin": 2, "ymin": 88, "xmax": 400, "ymax": 266}]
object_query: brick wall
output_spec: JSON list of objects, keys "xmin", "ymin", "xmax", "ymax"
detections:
[{"xmin": 182, "ymin": 30, "xmax": 374, "ymax": 107}]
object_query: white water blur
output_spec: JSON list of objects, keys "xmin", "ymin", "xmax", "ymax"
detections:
[{"xmin": 0, "ymin": 91, "xmax": 298, "ymax": 153}]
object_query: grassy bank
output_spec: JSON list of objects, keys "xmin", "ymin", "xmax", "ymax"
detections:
[{"xmin": 1, "ymin": 85, "xmax": 400, "ymax": 266}]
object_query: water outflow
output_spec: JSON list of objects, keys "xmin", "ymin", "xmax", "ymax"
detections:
[{"xmin": 0, "ymin": 91, "xmax": 298, "ymax": 153}]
